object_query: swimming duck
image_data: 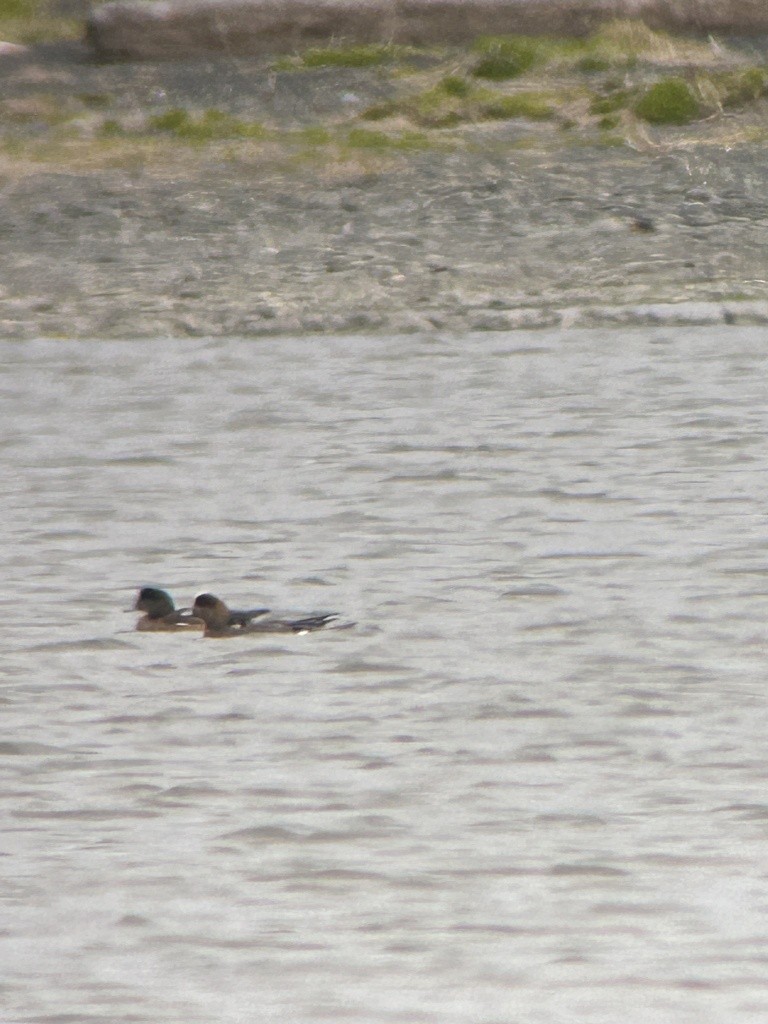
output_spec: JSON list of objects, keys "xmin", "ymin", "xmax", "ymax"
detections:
[
  {"xmin": 192, "ymin": 592, "xmax": 340, "ymax": 638},
  {"xmin": 133, "ymin": 587, "xmax": 204, "ymax": 632},
  {"xmin": 133, "ymin": 588, "xmax": 271, "ymax": 632}
]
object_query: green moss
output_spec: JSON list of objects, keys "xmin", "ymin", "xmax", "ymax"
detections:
[
  {"xmin": 467, "ymin": 20, "xmax": 701, "ymax": 81},
  {"xmin": 576, "ymin": 55, "xmax": 613, "ymax": 74},
  {"xmin": 597, "ymin": 133, "xmax": 627, "ymax": 147},
  {"xmin": 361, "ymin": 100, "xmax": 400, "ymax": 121},
  {"xmin": 634, "ymin": 77, "xmax": 700, "ymax": 125},
  {"xmin": 297, "ymin": 126, "xmax": 332, "ymax": 145},
  {"xmin": 346, "ymin": 127, "xmax": 393, "ymax": 148},
  {"xmin": 398, "ymin": 82, "xmax": 486, "ymax": 127},
  {"xmin": 150, "ymin": 109, "xmax": 188, "ymax": 133},
  {"xmin": 563, "ymin": 19, "xmax": 702, "ymax": 73},
  {"xmin": 471, "ymin": 36, "xmax": 541, "ymax": 80},
  {"xmin": 583, "ymin": 21, "xmax": 656, "ymax": 64},
  {"xmin": 420, "ymin": 86, "xmax": 479, "ymax": 126},
  {"xmin": 361, "ymin": 78, "xmax": 560, "ymax": 129},
  {"xmin": 590, "ymin": 73, "xmax": 724, "ymax": 129},
  {"xmin": 0, "ymin": 0, "xmax": 34, "ymax": 15},
  {"xmin": 345, "ymin": 127, "xmax": 430, "ymax": 150},
  {"xmin": 583, "ymin": 19, "xmax": 711, "ymax": 66},
  {"xmin": 98, "ymin": 119, "xmax": 123, "ymax": 137},
  {"xmin": 0, "ymin": 0, "xmax": 80, "ymax": 40},
  {"xmin": 440, "ymin": 76, "xmax": 472, "ymax": 98},
  {"xmin": 0, "ymin": 13, "xmax": 79, "ymax": 42},
  {"xmin": 149, "ymin": 108, "xmax": 267, "ymax": 142},
  {"xmin": 478, "ymin": 93, "xmax": 555, "ymax": 121},
  {"xmin": 0, "ymin": 18, "xmax": 763, "ymax": 173},
  {"xmin": 716, "ymin": 67, "xmax": 768, "ymax": 109},
  {"xmin": 407, "ymin": 75, "xmax": 476, "ymax": 122}
]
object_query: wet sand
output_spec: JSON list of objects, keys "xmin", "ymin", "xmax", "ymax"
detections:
[{"xmin": 1, "ymin": 40, "xmax": 767, "ymax": 338}]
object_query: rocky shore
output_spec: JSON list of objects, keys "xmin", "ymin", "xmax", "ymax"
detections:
[{"xmin": 0, "ymin": 25, "xmax": 767, "ymax": 339}]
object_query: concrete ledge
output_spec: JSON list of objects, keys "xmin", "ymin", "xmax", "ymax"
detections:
[{"xmin": 86, "ymin": 0, "xmax": 768, "ymax": 62}]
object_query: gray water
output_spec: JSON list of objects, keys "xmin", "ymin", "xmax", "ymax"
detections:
[{"xmin": 3, "ymin": 327, "xmax": 768, "ymax": 1024}]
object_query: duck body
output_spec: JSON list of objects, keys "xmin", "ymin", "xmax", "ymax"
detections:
[
  {"xmin": 133, "ymin": 587, "xmax": 271, "ymax": 632},
  {"xmin": 192, "ymin": 592, "xmax": 340, "ymax": 638}
]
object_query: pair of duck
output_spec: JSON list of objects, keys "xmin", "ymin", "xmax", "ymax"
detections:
[{"xmin": 134, "ymin": 587, "xmax": 344, "ymax": 637}]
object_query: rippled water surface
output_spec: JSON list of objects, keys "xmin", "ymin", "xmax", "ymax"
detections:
[{"xmin": 4, "ymin": 328, "xmax": 768, "ymax": 1023}]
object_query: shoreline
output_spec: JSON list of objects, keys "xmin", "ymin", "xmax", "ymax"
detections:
[
  {"xmin": 1, "ymin": 25, "xmax": 767, "ymax": 340},
  {"xmin": 2, "ymin": 143, "xmax": 767, "ymax": 341},
  {"xmin": 3, "ymin": 301, "xmax": 766, "ymax": 342}
]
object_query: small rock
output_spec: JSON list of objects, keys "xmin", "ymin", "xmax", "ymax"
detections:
[{"xmin": 630, "ymin": 215, "xmax": 655, "ymax": 232}]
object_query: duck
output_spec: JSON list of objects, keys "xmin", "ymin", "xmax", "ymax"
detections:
[
  {"xmin": 192, "ymin": 592, "xmax": 341, "ymax": 638},
  {"xmin": 132, "ymin": 587, "xmax": 204, "ymax": 631},
  {"xmin": 133, "ymin": 588, "xmax": 271, "ymax": 632}
]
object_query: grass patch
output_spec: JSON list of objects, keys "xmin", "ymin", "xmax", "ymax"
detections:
[
  {"xmin": 361, "ymin": 78, "xmax": 484, "ymax": 128},
  {"xmin": 411, "ymin": 78, "xmax": 487, "ymax": 126},
  {"xmin": 0, "ymin": 13, "xmax": 79, "ymax": 42},
  {"xmin": 584, "ymin": 19, "xmax": 714, "ymax": 67},
  {"xmin": 478, "ymin": 93, "xmax": 555, "ymax": 121},
  {"xmin": 0, "ymin": 0, "xmax": 79, "ymax": 42},
  {"xmin": 0, "ymin": 0, "xmax": 35, "ymax": 15},
  {"xmin": 0, "ymin": 17, "xmax": 765, "ymax": 173},
  {"xmin": 711, "ymin": 67, "xmax": 768, "ymax": 109},
  {"xmin": 576, "ymin": 55, "xmax": 614, "ymax": 74},
  {"xmin": 471, "ymin": 36, "xmax": 542, "ymax": 80},
  {"xmin": 364, "ymin": 79, "xmax": 466, "ymax": 127},
  {"xmin": 295, "ymin": 125, "xmax": 332, "ymax": 145},
  {"xmin": 467, "ymin": 20, "xmax": 716, "ymax": 82},
  {"xmin": 360, "ymin": 99, "xmax": 400, "ymax": 122},
  {"xmin": 634, "ymin": 77, "xmax": 700, "ymax": 124},
  {"xmin": 597, "ymin": 132, "xmax": 627, "ymax": 147},
  {"xmin": 345, "ymin": 127, "xmax": 430, "ymax": 150},
  {"xmin": 362, "ymin": 78, "xmax": 559, "ymax": 128},
  {"xmin": 149, "ymin": 108, "xmax": 267, "ymax": 142},
  {"xmin": 597, "ymin": 113, "xmax": 621, "ymax": 130},
  {"xmin": 589, "ymin": 65, "xmax": 768, "ymax": 132},
  {"xmin": 440, "ymin": 75, "xmax": 473, "ymax": 98},
  {"xmin": 97, "ymin": 119, "xmax": 124, "ymax": 138}
]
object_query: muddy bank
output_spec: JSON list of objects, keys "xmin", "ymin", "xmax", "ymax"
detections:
[
  {"xmin": 2, "ymin": 145, "xmax": 767, "ymax": 339},
  {"xmin": 0, "ymin": 33, "xmax": 767, "ymax": 339}
]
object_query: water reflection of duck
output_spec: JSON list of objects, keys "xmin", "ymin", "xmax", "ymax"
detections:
[
  {"xmin": 192, "ymin": 592, "xmax": 340, "ymax": 638},
  {"xmin": 133, "ymin": 587, "xmax": 270, "ymax": 632}
]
